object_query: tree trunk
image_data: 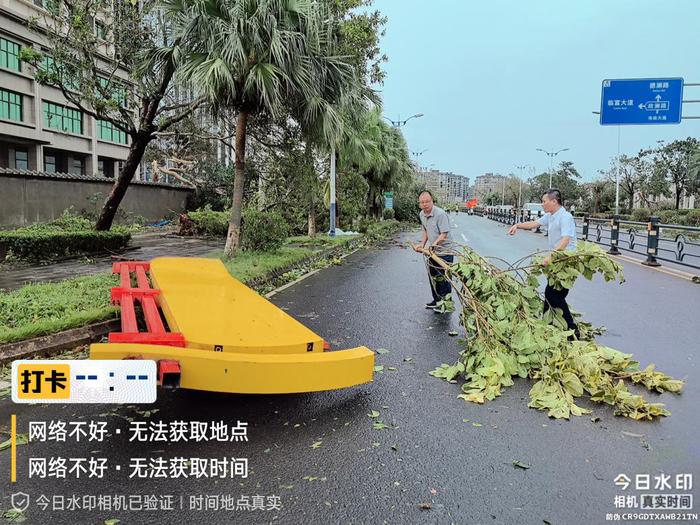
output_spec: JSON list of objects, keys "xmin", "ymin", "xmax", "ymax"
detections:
[
  {"xmin": 95, "ymin": 132, "xmax": 150, "ymax": 230},
  {"xmin": 224, "ymin": 110, "xmax": 249, "ymax": 258},
  {"xmin": 305, "ymin": 142, "xmax": 316, "ymax": 237},
  {"xmin": 307, "ymin": 197, "xmax": 316, "ymax": 237}
]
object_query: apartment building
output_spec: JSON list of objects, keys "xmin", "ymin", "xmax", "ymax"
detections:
[
  {"xmin": 415, "ymin": 169, "xmax": 470, "ymax": 205},
  {"xmin": 474, "ymin": 172, "xmax": 506, "ymax": 201},
  {"xmin": 0, "ymin": 0, "xmax": 132, "ymax": 179}
]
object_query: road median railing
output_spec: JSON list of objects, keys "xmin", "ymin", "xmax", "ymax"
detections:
[
  {"xmin": 578, "ymin": 215, "xmax": 700, "ymax": 272},
  {"xmin": 478, "ymin": 208, "xmax": 700, "ymax": 274},
  {"xmin": 478, "ymin": 207, "xmax": 545, "ymax": 232}
]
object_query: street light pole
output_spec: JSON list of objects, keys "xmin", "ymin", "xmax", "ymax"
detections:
[
  {"xmin": 515, "ymin": 164, "xmax": 531, "ymax": 209},
  {"xmin": 329, "ymin": 145, "xmax": 337, "ymax": 236},
  {"xmin": 536, "ymin": 147, "xmax": 570, "ymax": 189},
  {"xmin": 383, "ymin": 113, "xmax": 424, "ymax": 128}
]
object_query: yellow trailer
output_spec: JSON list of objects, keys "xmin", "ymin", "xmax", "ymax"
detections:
[{"xmin": 90, "ymin": 257, "xmax": 374, "ymax": 394}]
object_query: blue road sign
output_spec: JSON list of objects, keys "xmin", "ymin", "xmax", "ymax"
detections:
[{"xmin": 600, "ymin": 78, "xmax": 684, "ymax": 125}]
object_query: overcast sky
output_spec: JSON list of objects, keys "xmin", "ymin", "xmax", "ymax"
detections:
[{"xmin": 373, "ymin": 0, "xmax": 700, "ymax": 182}]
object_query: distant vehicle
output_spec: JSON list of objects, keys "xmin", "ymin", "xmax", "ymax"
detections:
[
  {"xmin": 523, "ymin": 203, "xmax": 544, "ymax": 216},
  {"xmin": 522, "ymin": 202, "xmax": 545, "ymax": 232}
]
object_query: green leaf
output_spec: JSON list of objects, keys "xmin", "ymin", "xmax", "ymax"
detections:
[
  {"xmin": 375, "ymin": 348, "xmax": 390, "ymax": 355},
  {"xmin": 367, "ymin": 410, "xmax": 380, "ymax": 418},
  {"xmin": 0, "ymin": 434, "xmax": 28, "ymax": 451},
  {"xmin": 3, "ymin": 509, "xmax": 27, "ymax": 523},
  {"xmin": 512, "ymin": 460, "xmax": 530, "ymax": 470}
]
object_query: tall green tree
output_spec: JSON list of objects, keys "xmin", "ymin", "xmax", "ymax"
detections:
[
  {"xmin": 22, "ymin": 0, "xmax": 203, "ymax": 230},
  {"xmin": 528, "ymin": 160, "xmax": 582, "ymax": 206},
  {"xmin": 170, "ymin": 0, "xmax": 359, "ymax": 256},
  {"xmin": 649, "ymin": 138, "xmax": 700, "ymax": 209},
  {"xmin": 605, "ymin": 153, "xmax": 651, "ymax": 212},
  {"xmin": 338, "ymin": 108, "xmax": 412, "ymax": 218}
]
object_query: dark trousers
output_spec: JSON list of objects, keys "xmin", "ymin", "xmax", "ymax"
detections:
[
  {"xmin": 543, "ymin": 284, "xmax": 578, "ymax": 334},
  {"xmin": 427, "ymin": 254, "xmax": 454, "ymax": 302}
]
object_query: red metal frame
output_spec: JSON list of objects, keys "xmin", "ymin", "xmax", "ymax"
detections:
[{"xmin": 109, "ymin": 261, "xmax": 186, "ymax": 347}]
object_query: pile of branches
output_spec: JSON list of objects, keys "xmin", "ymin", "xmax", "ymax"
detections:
[{"xmin": 426, "ymin": 242, "xmax": 684, "ymax": 420}]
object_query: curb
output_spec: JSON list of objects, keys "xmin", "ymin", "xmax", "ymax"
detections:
[
  {"xmin": 0, "ymin": 319, "xmax": 120, "ymax": 365},
  {"xmin": 611, "ymin": 253, "xmax": 700, "ymax": 282}
]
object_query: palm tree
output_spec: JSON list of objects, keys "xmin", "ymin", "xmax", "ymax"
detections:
[
  {"xmin": 339, "ymin": 108, "xmax": 412, "ymax": 218},
  {"xmin": 166, "ymin": 0, "xmax": 358, "ymax": 256}
]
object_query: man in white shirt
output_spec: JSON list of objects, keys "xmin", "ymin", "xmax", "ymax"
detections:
[{"xmin": 508, "ymin": 189, "xmax": 580, "ymax": 338}]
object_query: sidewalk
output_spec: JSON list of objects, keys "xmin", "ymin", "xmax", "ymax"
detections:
[{"xmin": 0, "ymin": 231, "xmax": 221, "ymax": 291}]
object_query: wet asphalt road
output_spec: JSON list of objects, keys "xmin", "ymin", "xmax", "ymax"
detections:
[{"xmin": 0, "ymin": 214, "xmax": 698, "ymax": 525}]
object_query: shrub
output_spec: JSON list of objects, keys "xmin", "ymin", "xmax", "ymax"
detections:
[
  {"xmin": 0, "ymin": 230, "xmax": 131, "ymax": 262},
  {"xmin": 358, "ymin": 218, "xmax": 375, "ymax": 233},
  {"xmin": 241, "ymin": 209, "xmax": 289, "ymax": 252},
  {"xmin": 654, "ymin": 202, "xmax": 677, "ymax": 212},
  {"xmin": 365, "ymin": 219, "xmax": 402, "ymax": 240},
  {"xmin": 382, "ymin": 208, "xmax": 396, "ymax": 220},
  {"xmin": 657, "ymin": 210, "xmax": 677, "ymax": 224},
  {"xmin": 685, "ymin": 210, "xmax": 700, "ymax": 227},
  {"xmin": 631, "ymin": 208, "xmax": 651, "ymax": 222},
  {"xmin": 187, "ymin": 206, "xmax": 229, "ymax": 236}
]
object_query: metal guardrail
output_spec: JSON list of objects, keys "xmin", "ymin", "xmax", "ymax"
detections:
[
  {"xmin": 579, "ymin": 215, "xmax": 700, "ymax": 271},
  {"xmin": 477, "ymin": 207, "xmax": 700, "ymax": 272}
]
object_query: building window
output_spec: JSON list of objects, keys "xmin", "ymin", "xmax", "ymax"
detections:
[
  {"xmin": 40, "ymin": 55, "xmax": 80, "ymax": 91},
  {"xmin": 97, "ymin": 76, "xmax": 128, "ymax": 107},
  {"xmin": 14, "ymin": 150, "xmax": 28, "ymax": 170},
  {"xmin": 33, "ymin": 0, "xmax": 59, "ymax": 15},
  {"xmin": 98, "ymin": 119, "xmax": 127, "ymax": 144},
  {"xmin": 0, "ymin": 37, "xmax": 21, "ymax": 72},
  {"xmin": 44, "ymin": 154, "xmax": 56, "ymax": 173},
  {"xmin": 95, "ymin": 21, "xmax": 107, "ymax": 40},
  {"xmin": 97, "ymin": 159, "xmax": 105, "ymax": 176},
  {"xmin": 71, "ymin": 157, "xmax": 84, "ymax": 175},
  {"xmin": 0, "ymin": 89, "xmax": 22, "ymax": 122},
  {"xmin": 43, "ymin": 101, "xmax": 83, "ymax": 134}
]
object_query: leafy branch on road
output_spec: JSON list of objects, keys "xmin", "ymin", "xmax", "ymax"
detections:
[{"xmin": 423, "ymin": 242, "xmax": 684, "ymax": 420}]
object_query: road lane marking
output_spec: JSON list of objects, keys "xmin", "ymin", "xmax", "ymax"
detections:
[
  {"xmin": 11, "ymin": 414, "xmax": 16, "ymax": 482},
  {"xmin": 612, "ymin": 253, "xmax": 699, "ymax": 282}
]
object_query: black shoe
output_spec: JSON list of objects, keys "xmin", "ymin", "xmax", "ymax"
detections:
[{"xmin": 425, "ymin": 300, "xmax": 438, "ymax": 309}]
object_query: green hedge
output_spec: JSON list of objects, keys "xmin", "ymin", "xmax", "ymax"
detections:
[
  {"xmin": 242, "ymin": 209, "xmax": 289, "ymax": 251},
  {"xmin": 187, "ymin": 207, "xmax": 230, "ymax": 236},
  {"xmin": 0, "ymin": 230, "xmax": 131, "ymax": 262}
]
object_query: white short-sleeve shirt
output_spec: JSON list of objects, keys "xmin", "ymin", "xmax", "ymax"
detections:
[{"xmin": 537, "ymin": 207, "xmax": 577, "ymax": 251}]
